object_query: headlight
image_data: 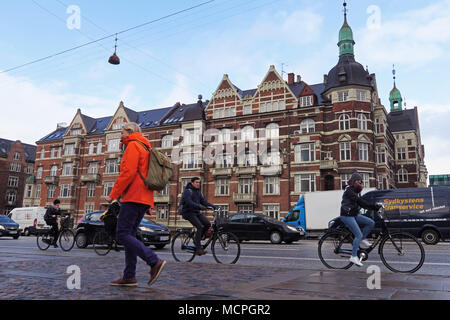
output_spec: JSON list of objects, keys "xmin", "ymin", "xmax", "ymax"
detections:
[
  {"xmin": 286, "ymin": 225, "xmax": 298, "ymax": 232},
  {"xmin": 0, "ymin": 225, "xmax": 5, "ymax": 230},
  {"xmin": 139, "ymin": 227, "xmax": 154, "ymax": 233}
]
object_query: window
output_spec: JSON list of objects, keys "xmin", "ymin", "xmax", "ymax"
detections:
[
  {"xmin": 40, "ymin": 148, "xmax": 45, "ymax": 159},
  {"xmin": 239, "ymin": 178, "xmax": 253, "ymax": 194},
  {"xmin": 26, "ymin": 185, "xmax": 33, "ymax": 198},
  {"xmin": 88, "ymin": 144, "xmax": 95, "ymax": 155},
  {"xmin": 216, "ymin": 205, "xmax": 229, "ymax": 216},
  {"xmin": 357, "ymin": 114, "xmax": 367, "ymax": 130},
  {"xmin": 103, "ymin": 182, "xmax": 115, "ymax": 197},
  {"xmin": 260, "ymin": 103, "xmax": 266, "ymax": 113},
  {"xmin": 35, "ymin": 185, "xmax": 41, "ymax": 198},
  {"xmin": 36, "ymin": 167, "xmax": 43, "ymax": 179},
  {"xmin": 295, "ymin": 144, "xmax": 315, "ymax": 163},
  {"xmin": 71, "ymin": 129, "xmax": 82, "ymax": 136},
  {"xmin": 85, "ymin": 204, "xmax": 95, "ymax": 214},
  {"xmin": 57, "ymin": 147, "xmax": 62, "ymax": 158},
  {"xmin": 158, "ymin": 184, "xmax": 170, "ymax": 196},
  {"xmin": 375, "ymin": 118, "xmax": 382, "ymax": 134},
  {"xmin": 156, "ymin": 205, "xmax": 169, "ymax": 220},
  {"xmin": 241, "ymin": 126, "xmax": 255, "ymax": 141},
  {"xmin": 48, "ymin": 185, "xmax": 56, "ymax": 199},
  {"xmin": 356, "ymin": 90, "xmax": 366, "ymax": 101},
  {"xmin": 162, "ymin": 135, "xmax": 173, "ymax": 148},
  {"xmin": 51, "ymin": 147, "xmax": 58, "ymax": 158},
  {"xmin": 217, "ymin": 129, "xmax": 232, "ymax": 143},
  {"xmin": 96, "ymin": 142, "xmax": 102, "ymax": 154},
  {"xmin": 376, "ymin": 146, "xmax": 384, "ymax": 164},
  {"xmin": 264, "ymin": 177, "xmax": 279, "ymax": 195},
  {"xmin": 377, "ymin": 175, "xmax": 384, "ymax": 190},
  {"xmin": 358, "ymin": 143, "xmax": 369, "ymax": 161},
  {"xmin": 112, "ymin": 117, "xmax": 125, "ymax": 130},
  {"xmin": 64, "ymin": 143, "xmax": 75, "ymax": 156},
  {"xmin": 265, "ymin": 123, "xmax": 279, "ymax": 139},
  {"xmin": 300, "ymin": 119, "xmax": 315, "ymax": 134},
  {"xmin": 50, "ymin": 165, "xmax": 58, "ymax": 177},
  {"xmin": 215, "ymin": 178, "xmax": 229, "ymax": 196},
  {"xmin": 237, "ymin": 205, "xmax": 253, "ymax": 214},
  {"xmin": 243, "ymin": 105, "xmax": 252, "ymax": 115},
  {"xmin": 8, "ymin": 176, "xmax": 19, "ymax": 187},
  {"xmin": 340, "ymin": 174, "xmax": 352, "ymax": 190},
  {"xmin": 398, "ymin": 169, "xmax": 408, "ymax": 183},
  {"xmin": 60, "ymin": 184, "xmax": 71, "ymax": 198},
  {"xmin": 397, "ymin": 147, "xmax": 406, "ymax": 160},
  {"xmin": 300, "ymin": 95, "xmax": 313, "ymax": 107},
  {"xmin": 87, "ymin": 183, "xmax": 96, "ymax": 198},
  {"xmin": 25, "ymin": 164, "xmax": 33, "ymax": 174},
  {"xmin": 9, "ymin": 162, "xmax": 19, "ymax": 172},
  {"xmin": 294, "ymin": 174, "xmax": 315, "ymax": 193},
  {"xmin": 340, "ymin": 142, "xmax": 351, "ymax": 161},
  {"xmin": 105, "ymin": 159, "xmax": 119, "ymax": 174},
  {"xmin": 108, "ymin": 139, "xmax": 120, "ymax": 152},
  {"xmin": 88, "ymin": 162, "xmax": 99, "ymax": 174},
  {"xmin": 7, "ymin": 191, "xmax": 17, "ymax": 204},
  {"xmin": 184, "ymin": 129, "xmax": 201, "ymax": 146},
  {"xmin": 339, "ymin": 114, "xmax": 350, "ymax": 130},
  {"xmin": 216, "ymin": 152, "xmax": 233, "ymax": 168},
  {"xmin": 181, "ymin": 178, "xmax": 191, "ymax": 190},
  {"xmin": 263, "ymin": 204, "xmax": 280, "ymax": 220},
  {"xmin": 361, "ymin": 173, "xmax": 370, "ymax": 188},
  {"xmin": 238, "ymin": 151, "xmax": 257, "ymax": 167},
  {"xmin": 62, "ymin": 163, "xmax": 73, "ymax": 176},
  {"xmin": 182, "ymin": 152, "xmax": 201, "ymax": 169},
  {"xmin": 262, "ymin": 150, "xmax": 281, "ymax": 166},
  {"xmin": 13, "ymin": 152, "xmax": 20, "ymax": 160},
  {"xmin": 338, "ymin": 91, "xmax": 349, "ymax": 102}
]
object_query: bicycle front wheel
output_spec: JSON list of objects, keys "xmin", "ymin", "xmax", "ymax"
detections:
[
  {"xmin": 59, "ymin": 229, "xmax": 75, "ymax": 252},
  {"xmin": 211, "ymin": 231, "xmax": 240, "ymax": 264},
  {"xmin": 36, "ymin": 233, "xmax": 51, "ymax": 251},
  {"xmin": 318, "ymin": 231, "xmax": 354, "ymax": 270},
  {"xmin": 171, "ymin": 231, "xmax": 196, "ymax": 262},
  {"xmin": 93, "ymin": 230, "xmax": 113, "ymax": 256},
  {"xmin": 379, "ymin": 232, "xmax": 425, "ymax": 273}
]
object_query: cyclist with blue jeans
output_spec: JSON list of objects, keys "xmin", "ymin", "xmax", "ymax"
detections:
[{"xmin": 340, "ymin": 172, "xmax": 381, "ymax": 267}]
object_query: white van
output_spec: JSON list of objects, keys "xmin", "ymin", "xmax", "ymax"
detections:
[{"xmin": 9, "ymin": 207, "xmax": 49, "ymax": 236}]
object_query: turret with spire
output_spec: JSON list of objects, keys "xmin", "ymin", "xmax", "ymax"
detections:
[
  {"xmin": 338, "ymin": 1, "xmax": 355, "ymax": 56},
  {"xmin": 390, "ymin": 65, "xmax": 403, "ymax": 111}
]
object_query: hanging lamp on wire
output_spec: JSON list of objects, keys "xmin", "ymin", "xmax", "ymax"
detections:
[{"xmin": 108, "ymin": 34, "xmax": 120, "ymax": 65}]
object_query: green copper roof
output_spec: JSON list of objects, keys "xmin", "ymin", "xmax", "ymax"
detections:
[
  {"xmin": 338, "ymin": 16, "xmax": 355, "ymax": 56},
  {"xmin": 389, "ymin": 84, "xmax": 403, "ymax": 111}
]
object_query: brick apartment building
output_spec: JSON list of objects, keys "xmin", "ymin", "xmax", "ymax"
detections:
[
  {"xmin": 0, "ymin": 139, "xmax": 36, "ymax": 215},
  {"xmin": 25, "ymin": 7, "xmax": 427, "ymax": 227}
]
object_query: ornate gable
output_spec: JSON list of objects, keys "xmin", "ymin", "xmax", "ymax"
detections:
[{"xmin": 106, "ymin": 101, "xmax": 132, "ymax": 131}]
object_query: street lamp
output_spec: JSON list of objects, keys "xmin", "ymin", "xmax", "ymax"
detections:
[{"xmin": 108, "ymin": 35, "xmax": 120, "ymax": 65}]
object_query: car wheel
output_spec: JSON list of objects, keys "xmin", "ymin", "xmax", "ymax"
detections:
[
  {"xmin": 270, "ymin": 231, "xmax": 282, "ymax": 244},
  {"xmin": 154, "ymin": 244, "xmax": 166, "ymax": 250},
  {"xmin": 23, "ymin": 228, "xmax": 30, "ymax": 237},
  {"xmin": 75, "ymin": 233, "xmax": 88, "ymax": 249},
  {"xmin": 422, "ymin": 229, "xmax": 440, "ymax": 245},
  {"xmin": 13, "ymin": 235, "xmax": 20, "ymax": 240}
]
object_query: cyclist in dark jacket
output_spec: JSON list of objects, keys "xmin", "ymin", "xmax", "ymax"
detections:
[
  {"xmin": 181, "ymin": 177, "xmax": 216, "ymax": 255},
  {"xmin": 340, "ymin": 172, "xmax": 381, "ymax": 267},
  {"xmin": 44, "ymin": 199, "xmax": 61, "ymax": 248}
]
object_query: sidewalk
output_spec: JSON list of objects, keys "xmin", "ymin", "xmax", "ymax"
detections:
[{"xmin": 0, "ymin": 253, "xmax": 449, "ymax": 300}]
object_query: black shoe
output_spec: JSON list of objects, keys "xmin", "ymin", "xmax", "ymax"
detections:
[
  {"xmin": 195, "ymin": 248, "xmax": 207, "ymax": 256},
  {"xmin": 53, "ymin": 244, "xmax": 58, "ymax": 248}
]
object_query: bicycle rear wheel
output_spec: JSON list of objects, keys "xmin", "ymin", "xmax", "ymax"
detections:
[
  {"xmin": 211, "ymin": 231, "xmax": 240, "ymax": 264},
  {"xmin": 36, "ymin": 233, "xmax": 51, "ymax": 251},
  {"xmin": 171, "ymin": 231, "xmax": 196, "ymax": 262},
  {"xmin": 93, "ymin": 230, "xmax": 113, "ymax": 256},
  {"xmin": 59, "ymin": 229, "xmax": 75, "ymax": 252},
  {"xmin": 318, "ymin": 231, "xmax": 354, "ymax": 270},
  {"xmin": 379, "ymin": 232, "xmax": 425, "ymax": 273}
]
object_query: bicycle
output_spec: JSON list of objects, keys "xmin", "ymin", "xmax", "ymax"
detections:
[
  {"xmin": 318, "ymin": 206, "xmax": 425, "ymax": 273},
  {"xmin": 36, "ymin": 216, "xmax": 75, "ymax": 252},
  {"xmin": 171, "ymin": 208, "xmax": 241, "ymax": 264},
  {"xmin": 93, "ymin": 201, "xmax": 120, "ymax": 256}
]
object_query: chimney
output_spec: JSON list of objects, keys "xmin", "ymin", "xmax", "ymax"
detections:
[
  {"xmin": 323, "ymin": 74, "xmax": 328, "ymax": 85},
  {"xmin": 288, "ymin": 73, "xmax": 295, "ymax": 85},
  {"xmin": 296, "ymin": 75, "xmax": 302, "ymax": 83}
]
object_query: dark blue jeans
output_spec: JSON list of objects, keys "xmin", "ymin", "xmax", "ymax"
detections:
[
  {"xmin": 340, "ymin": 214, "xmax": 375, "ymax": 257},
  {"xmin": 116, "ymin": 202, "xmax": 159, "ymax": 279}
]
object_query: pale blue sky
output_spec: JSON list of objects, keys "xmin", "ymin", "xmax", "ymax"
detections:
[{"xmin": 0, "ymin": 0, "xmax": 449, "ymax": 176}]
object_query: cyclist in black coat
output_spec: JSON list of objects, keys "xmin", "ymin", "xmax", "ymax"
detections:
[
  {"xmin": 44, "ymin": 199, "xmax": 61, "ymax": 248},
  {"xmin": 340, "ymin": 172, "xmax": 381, "ymax": 267},
  {"xmin": 180, "ymin": 177, "xmax": 216, "ymax": 256}
]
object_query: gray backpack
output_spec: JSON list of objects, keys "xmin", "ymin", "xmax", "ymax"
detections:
[{"xmin": 134, "ymin": 141, "xmax": 173, "ymax": 192}]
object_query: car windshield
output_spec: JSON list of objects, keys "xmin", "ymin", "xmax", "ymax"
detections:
[
  {"xmin": 262, "ymin": 215, "xmax": 280, "ymax": 223},
  {"xmin": 141, "ymin": 218, "xmax": 156, "ymax": 224},
  {"xmin": 0, "ymin": 216, "xmax": 13, "ymax": 223}
]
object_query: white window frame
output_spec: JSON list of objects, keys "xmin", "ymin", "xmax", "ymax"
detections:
[
  {"xmin": 263, "ymin": 204, "xmax": 280, "ymax": 220},
  {"xmin": 237, "ymin": 151, "xmax": 257, "ymax": 167},
  {"xmin": 215, "ymin": 178, "xmax": 230, "ymax": 196},
  {"xmin": 265, "ymin": 123, "xmax": 279, "ymax": 139},
  {"xmin": 340, "ymin": 174, "xmax": 352, "ymax": 190},
  {"xmin": 295, "ymin": 143, "xmax": 315, "ymax": 163},
  {"xmin": 156, "ymin": 204, "xmax": 169, "ymax": 220},
  {"xmin": 50, "ymin": 165, "xmax": 58, "ymax": 177},
  {"xmin": 87, "ymin": 183, "xmax": 96, "ymax": 198},
  {"xmin": 300, "ymin": 119, "xmax": 315, "ymax": 134},
  {"xmin": 60, "ymin": 183, "xmax": 71, "ymax": 198},
  {"xmin": 264, "ymin": 177, "xmax": 280, "ymax": 195},
  {"xmin": 88, "ymin": 143, "xmax": 95, "ymax": 155},
  {"xmin": 103, "ymin": 182, "xmax": 115, "ymax": 197},
  {"xmin": 8, "ymin": 176, "xmax": 19, "ymax": 187},
  {"xmin": 13, "ymin": 152, "xmax": 20, "ymax": 160},
  {"xmin": 340, "ymin": 142, "xmax": 351, "ymax": 161},
  {"xmin": 239, "ymin": 178, "xmax": 253, "ymax": 194},
  {"xmin": 162, "ymin": 135, "xmax": 173, "ymax": 148},
  {"xmin": 62, "ymin": 163, "xmax": 73, "ymax": 176},
  {"xmin": 357, "ymin": 114, "xmax": 367, "ymax": 130},
  {"xmin": 107, "ymin": 139, "xmax": 120, "ymax": 152},
  {"xmin": 339, "ymin": 114, "xmax": 350, "ymax": 131},
  {"xmin": 105, "ymin": 159, "xmax": 119, "ymax": 174},
  {"xmin": 36, "ymin": 167, "xmax": 43, "ymax": 179},
  {"xmin": 237, "ymin": 204, "xmax": 253, "ymax": 214},
  {"xmin": 398, "ymin": 169, "xmax": 408, "ymax": 183},
  {"xmin": 356, "ymin": 90, "xmax": 366, "ymax": 101},
  {"xmin": 358, "ymin": 143, "xmax": 369, "ymax": 161},
  {"xmin": 64, "ymin": 143, "xmax": 75, "ymax": 156},
  {"xmin": 338, "ymin": 91, "xmax": 349, "ymax": 102},
  {"xmin": 300, "ymin": 95, "xmax": 313, "ymax": 107},
  {"xmin": 397, "ymin": 147, "xmax": 406, "ymax": 160},
  {"xmin": 48, "ymin": 185, "xmax": 56, "ymax": 199},
  {"xmin": 243, "ymin": 104, "xmax": 252, "ymax": 115},
  {"xmin": 294, "ymin": 174, "xmax": 316, "ymax": 193}
]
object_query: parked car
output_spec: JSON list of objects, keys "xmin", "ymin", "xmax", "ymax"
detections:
[
  {"xmin": 0, "ymin": 215, "xmax": 20, "ymax": 239},
  {"xmin": 74, "ymin": 211, "xmax": 170, "ymax": 249},
  {"xmin": 8, "ymin": 207, "xmax": 49, "ymax": 236},
  {"xmin": 220, "ymin": 213, "xmax": 305, "ymax": 244}
]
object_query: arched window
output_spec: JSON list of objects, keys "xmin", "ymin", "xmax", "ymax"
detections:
[
  {"xmin": 237, "ymin": 150, "xmax": 257, "ymax": 167},
  {"xmin": 398, "ymin": 169, "xmax": 408, "ymax": 183},
  {"xmin": 300, "ymin": 119, "xmax": 315, "ymax": 133},
  {"xmin": 339, "ymin": 114, "xmax": 350, "ymax": 131},
  {"xmin": 357, "ymin": 114, "xmax": 367, "ymax": 130},
  {"xmin": 162, "ymin": 135, "xmax": 173, "ymax": 148},
  {"xmin": 50, "ymin": 165, "xmax": 58, "ymax": 177},
  {"xmin": 265, "ymin": 123, "xmax": 279, "ymax": 139},
  {"xmin": 241, "ymin": 126, "xmax": 255, "ymax": 141},
  {"xmin": 88, "ymin": 143, "xmax": 95, "ymax": 155}
]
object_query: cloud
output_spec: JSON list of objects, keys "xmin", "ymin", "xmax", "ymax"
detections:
[{"xmin": 357, "ymin": 0, "xmax": 450, "ymax": 68}]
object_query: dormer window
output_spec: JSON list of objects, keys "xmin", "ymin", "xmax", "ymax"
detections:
[
  {"xmin": 300, "ymin": 96, "xmax": 313, "ymax": 107},
  {"xmin": 113, "ymin": 117, "xmax": 125, "ymax": 130},
  {"xmin": 71, "ymin": 129, "xmax": 82, "ymax": 136}
]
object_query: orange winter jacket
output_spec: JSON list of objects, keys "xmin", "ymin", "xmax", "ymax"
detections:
[{"xmin": 109, "ymin": 132, "xmax": 154, "ymax": 208}]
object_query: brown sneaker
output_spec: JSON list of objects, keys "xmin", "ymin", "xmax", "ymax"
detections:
[
  {"xmin": 195, "ymin": 247, "xmax": 207, "ymax": 256},
  {"xmin": 148, "ymin": 259, "xmax": 166, "ymax": 286},
  {"xmin": 109, "ymin": 277, "xmax": 138, "ymax": 287}
]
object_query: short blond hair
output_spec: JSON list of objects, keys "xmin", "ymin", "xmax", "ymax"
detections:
[{"xmin": 123, "ymin": 122, "xmax": 141, "ymax": 134}]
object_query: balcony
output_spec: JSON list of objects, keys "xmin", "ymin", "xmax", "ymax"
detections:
[
  {"xmin": 80, "ymin": 174, "xmax": 100, "ymax": 183},
  {"xmin": 44, "ymin": 176, "xmax": 59, "ymax": 185},
  {"xmin": 235, "ymin": 166, "xmax": 257, "ymax": 176},
  {"xmin": 211, "ymin": 167, "xmax": 232, "ymax": 177},
  {"xmin": 320, "ymin": 159, "xmax": 338, "ymax": 171},
  {"xmin": 260, "ymin": 165, "xmax": 282, "ymax": 176},
  {"xmin": 154, "ymin": 194, "xmax": 172, "ymax": 204},
  {"xmin": 233, "ymin": 192, "xmax": 256, "ymax": 204}
]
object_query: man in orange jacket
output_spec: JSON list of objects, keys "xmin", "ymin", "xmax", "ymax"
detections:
[{"xmin": 107, "ymin": 122, "xmax": 166, "ymax": 287}]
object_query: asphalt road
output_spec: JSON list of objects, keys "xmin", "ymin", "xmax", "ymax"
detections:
[{"xmin": 1, "ymin": 236, "xmax": 449, "ymax": 276}]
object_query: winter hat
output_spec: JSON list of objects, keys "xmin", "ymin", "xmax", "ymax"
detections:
[{"xmin": 349, "ymin": 172, "xmax": 363, "ymax": 182}]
